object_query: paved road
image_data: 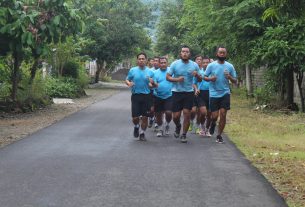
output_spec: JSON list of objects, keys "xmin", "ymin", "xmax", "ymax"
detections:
[{"xmin": 0, "ymin": 91, "xmax": 287, "ymax": 207}]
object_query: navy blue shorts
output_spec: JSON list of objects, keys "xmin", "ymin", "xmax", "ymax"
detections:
[
  {"xmin": 131, "ymin": 94, "xmax": 151, "ymax": 117},
  {"xmin": 172, "ymin": 92, "xmax": 194, "ymax": 112},
  {"xmin": 154, "ymin": 96, "xmax": 172, "ymax": 113},
  {"xmin": 209, "ymin": 94, "xmax": 230, "ymax": 112},
  {"xmin": 196, "ymin": 90, "xmax": 209, "ymax": 109}
]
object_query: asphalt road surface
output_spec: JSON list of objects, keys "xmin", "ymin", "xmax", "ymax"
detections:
[{"xmin": 0, "ymin": 91, "xmax": 288, "ymax": 207}]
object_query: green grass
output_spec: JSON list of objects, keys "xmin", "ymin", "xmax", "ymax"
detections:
[{"xmin": 226, "ymin": 89, "xmax": 305, "ymax": 207}]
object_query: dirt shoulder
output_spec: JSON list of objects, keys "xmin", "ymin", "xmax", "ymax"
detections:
[{"xmin": 0, "ymin": 88, "xmax": 120, "ymax": 148}]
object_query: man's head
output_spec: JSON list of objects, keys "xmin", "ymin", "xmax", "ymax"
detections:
[
  {"xmin": 153, "ymin": 56, "xmax": 160, "ymax": 69},
  {"xmin": 147, "ymin": 58, "xmax": 154, "ymax": 68},
  {"xmin": 137, "ymin": 52, "xmax": 147, "ymax": 68},
  {"xmin": 202, "ymin": 56, "xmax": 210, "ymax": 69},
  {"xmin": 195, "ymin": 55, "xmax": 203, "ymax": 67},
  {"xmin": 180, "ymin": 45, "xmax": 191, "ymax": 62},
  {"xmin": 159, "ymin": 57, "xmax": 168, "ymax": 70},
  {"xmin": 216, "ymin": 46, "xmax": 227, "ymax": 62}
]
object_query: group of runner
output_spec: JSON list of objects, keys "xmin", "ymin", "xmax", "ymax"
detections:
[{"xmin": 125, "ymin": 45, "xmax": 237, "ymax": 143}]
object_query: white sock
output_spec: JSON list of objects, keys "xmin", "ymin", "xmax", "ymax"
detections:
[{"xmin": 135, "ymin": 124, "xmax": 140, "ymax": 128}]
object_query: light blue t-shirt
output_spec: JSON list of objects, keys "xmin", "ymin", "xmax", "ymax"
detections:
[
  {"xmin": 204, "ymin": 61, "xmax": 237, "ymax": 98},
  {"xmin": 168, "ymin": 59, "xmax": 200, "ymax": 92},
  {"xmin": 126, "ymin": 66, "xmax": 154, "ymax": 94},
  {"xmin": 193, "ymin": 68, "xmax": 209, "ymax": 91},
  {"xmin": 153, "ymin": 68, "xmax": 172, "ymax": 99}
]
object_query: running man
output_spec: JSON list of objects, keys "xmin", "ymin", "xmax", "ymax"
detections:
[
  {"xmin": 204, "ymin": 46, "xmax": 237, "ymax": 143},
  {"xmin": 166, "ymin": 45, "xmax": 201, "ymax": 143},
  {"xmin": 148, "ymin": 56, "xmax": 160, "ymax": 128},
  {"xmin": 126, "ymin": 52, "xmax": 156, "ymax": 141},
  {"xmin": 193, "ymin": 56, "xmax": 212, "ymax": 137},
  {"xmin": 147, "ymin": 58, "xmax": 154, "ymax": 69},
  {"xmin": 153, "ymin": 57, "xmax": 173, "ymax": 137}
]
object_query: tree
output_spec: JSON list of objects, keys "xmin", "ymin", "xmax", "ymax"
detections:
[
  {"xmin": 83, "ymin": 0, "xmax": 151, "ymax": 83},
  {"xmin": 0, "ymin": 0, "xmax": 84, "ymax": 102},
  {"xmin": 154, "ymin": 0, "xmax": 185, "ymax": 57},
  {"xmin": 251, "ymin": 0, "xmax": 305, "ymax": 111}
]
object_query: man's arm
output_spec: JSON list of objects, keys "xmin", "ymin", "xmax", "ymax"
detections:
[
  {"xmin": 166, "ymin": 73, "xmax": 184, "ymax": 82},
  {"xmin": 193, "ymin": 84, "xmax": 200, "ymax": 96},
  {"xmin": 224, "ymin": 67, "xmax": 237, "ymax": 83},
  {"xmin": 204, "ymin": 75, "xmax": 217, "ymax": 82},
  {"xmin": 125, "ymin": 79, "xmax": 134, "ymax": 87}
]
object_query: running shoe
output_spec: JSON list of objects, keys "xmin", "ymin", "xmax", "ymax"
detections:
[
  {"xmin": 174, "ymin": 124, "xmax": 181, "ymax": 138},
  {"xmin": 133, "ymin": 126, "xmax": 139, "ymax": 138},
  {"xmin": 154, "ymin": 123, "xmax": 159, "ymax": 132},
  {"xmin": 148, "ymin": 118, "xmax": 154, "ymax": 128},
  {"xmin": 180, "ymin": 134, "xmax": 187, "ymax": 143},
  {"xmin": 216, "ymin": 135, "xmax": 224, "ymax": 144},
  {"xmin": 205, "ymin": 131, "xmax": 212, "ymax": 137},
  {"xmin": 139, "ymin": 133, "xmax": 146, "ymax": 141},
  {"xmin": 188, "ymin": 122, "xmax": 193, "ymax": 132},
  {"xmin": 199, "ymin": 129, "xmax": 206, "ymax": 136},
  {"xmin": 209, "ymin": 122, "xmax": 216, "ymax": 135},
  {"xmin": 156, "ymin": 129, "xmax": 163, "ymax": 137},
  {"xmin": 165, "ymin": 125, "xmax": 170, "ymax": 135},
  {"xmin": 195, "ymin": 127, "xmax": 201, "ymax": 134}
]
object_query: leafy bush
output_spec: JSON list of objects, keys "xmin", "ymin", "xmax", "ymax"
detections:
[
  {"xmin": 0, "ymin": 60, "xmax": 11, "ymax": 100},
  {"xmin": 45, "ymin": 77, "xmax": 84, "ymax": 98},
  {"xmin": 62, "ymin": 61, "xmax": 79, "ymax": 78},
  {"xmin": 253, "ymin": 86, "xmax": 275, "ymax": 105},
  {"xmin": 76, "ymin": 65, "xmax": 90, "ymax": 88}
]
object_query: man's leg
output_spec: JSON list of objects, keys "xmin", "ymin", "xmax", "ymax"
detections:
[
  {"xmin": 217, "ymin": 108, "xmax": 227, "ymax": 136},
  {"xmin": 164, "ymin": 97, "xmax": 173, "ymax": 136},
  {"xmin": 182, "ymin": 108, "xmax": 191, "ymax": 134},
  {"xmin": 205, "ymin": 111, "xmax": 212, "ymax": 137},
  {"xmin": 155, "ymin": 111, "xmax": 163, "ymax": 137},
  {"xmin": 173, "ymin": 111, "xmax": 182, "ymax": 138},
  {"xmin": 131, "ymin": 94, "xmax": 141, "ymax": 138},
  {"xmin": 132, "ymin": 117, "xmax": 140, "ymax": 125},
  {"xmin": 216, "ymin": 94, "xmax": 230, "ymax": 143},
  {"xmin": 132, "ymin": 117, "xmax": 140, "ymax": 138},
  {"xmin": 199, "ymin": 106, "xmax": 207, "ymax": 135},
  {"xmin": 189, "ymin": 106, "xmax": 196, "ymax": 132},
  {"xmin": 210, "ymin": 110, "xmax": 219, "ymax": 135}
]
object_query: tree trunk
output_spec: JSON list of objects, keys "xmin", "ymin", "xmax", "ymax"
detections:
[
  {"xmin": 286, "ymin": 69, "xmax": 294, "ymax": 106},
  {"xmin": 95, "ymin": 59, "xmax": 102, "ymax": 83},
  {"xmin": 245, "ymin": 64, "xmax": 253, "ymax": 96},
  {"xmin": 296, "ymin": 70, "xmax": 304, "ymax": 112},
  {"xmin": 95, "ymin": 60, "xmax": 107, "ymax": 83},
  {"xmin": 11, "ymin": 52, "xmax": 22, "ymax": 102},
  {"xmin": 29, "ymin": 56, "xmax": 40, "ymax": 84}
]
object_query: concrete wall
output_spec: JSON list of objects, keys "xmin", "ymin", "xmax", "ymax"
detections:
[
  {"xmin": 250, "ymin": 66, "xmax": 305, "ymax": 109},
  {"xmin": 251, "ymin": 66, "xmax": 266, "ymax": 89}
]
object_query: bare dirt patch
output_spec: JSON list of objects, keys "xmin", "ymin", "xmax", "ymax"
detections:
[{"xmin": 0, "ymin": 89, "xmax": 119, "ymax": 148}]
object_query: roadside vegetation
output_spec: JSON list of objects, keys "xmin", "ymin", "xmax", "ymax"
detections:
[
  {"xmin": 227, "ymin": 88, "xmax": 305, "ymax": 207},
  {"xmin": 0, "ymin": 0, "xmax": 152, "ymax": 112}
]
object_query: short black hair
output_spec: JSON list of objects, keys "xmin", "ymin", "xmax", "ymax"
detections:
[
  {"xmin": 216, "ymin": 45, "xmax": 226, "ymax": 52},
  {"xmin": 137, "ymin": 52, "xmax": 147, "ymax": 59},
  {"xmin": 148, "ymin": 58, "xmax": 153, "ymax": 61},
  {"xmin": 202, "ymin": 56, "xmax": 210, "ymax": 60},
  {"xmin": 181, "ymin": 45, "xmax": 190, "ymax": 51},
  {"xmin": 159, "ymin": 56, "xmax": 168, "ymax": 62},
  {"xmin": 194, "ymin": 55, "xmax": 203, "ymax": 60},
  {"xmin": 154, "ymin": 56, "xmax": 160, "ymax": 59}
]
